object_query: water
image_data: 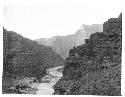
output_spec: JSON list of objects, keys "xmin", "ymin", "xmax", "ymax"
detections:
[{"xmin": 35, "ymin": 66, "xmax": 63, "ymax": 95}]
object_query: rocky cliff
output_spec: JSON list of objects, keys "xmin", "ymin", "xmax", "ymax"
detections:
[{"xmin": 53, "ymin": 13, "xmax": 122, "ymax": 95}]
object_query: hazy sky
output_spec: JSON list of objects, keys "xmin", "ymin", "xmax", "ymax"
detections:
[{"xmin": 4, "ymin": 0, "xmax": 123, "ymax": 39}]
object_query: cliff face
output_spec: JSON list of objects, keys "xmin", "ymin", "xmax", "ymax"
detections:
[
  {"xmin": 36, "ymin": 24, "xmax": 102, "ymax": 58},
  {"xmin": 3, "ymin": 28, "xmax": 64, "ymax": 77},
  {"xmin": 53, "ymin": 13, "xmax": 122, "ymax": 95}
]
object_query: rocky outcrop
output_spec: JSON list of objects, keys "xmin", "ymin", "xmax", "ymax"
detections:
[{"xmin": 53, "ymin": 13, "xmax": 122, "ymax": 95}]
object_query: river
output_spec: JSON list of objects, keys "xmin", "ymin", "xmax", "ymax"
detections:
[{"xmin": 31, "ymin": 66, "xmax": 64, "ymax": 95}]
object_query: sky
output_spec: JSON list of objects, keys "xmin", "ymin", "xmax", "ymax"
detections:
[{"xmin": 3, "ymin": 0, "xmax": 123, "ymax": 40}]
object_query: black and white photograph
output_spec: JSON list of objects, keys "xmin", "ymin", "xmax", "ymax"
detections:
[{"xmin": 1, "ymin": 0, "xmax": 123, "ymax": 95}]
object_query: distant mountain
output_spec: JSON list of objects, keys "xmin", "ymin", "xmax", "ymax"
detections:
[{"xmin": 36, "ymin": 24, "xmax": 103, "ymax": 58}]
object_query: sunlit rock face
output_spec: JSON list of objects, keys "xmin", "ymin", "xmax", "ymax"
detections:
[{"xmin": 36, "ymin": 24, "xmax": 102, "ymax": 58}]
